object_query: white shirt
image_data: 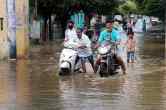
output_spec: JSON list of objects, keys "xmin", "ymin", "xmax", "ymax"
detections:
[
  {"xmin": 74, "ymin": 34, "xmax": 92, "ymax": 57},
  {"xmin": 64, "ymin": 28, "xmax": 78, "ymax": 48},
  {"xmin": 64, "ymin": 28, "xmax": 77, "ymax": 41}
]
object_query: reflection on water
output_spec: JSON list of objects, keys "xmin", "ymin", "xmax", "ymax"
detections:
[
  {"xmin": 16, "ymin": 60, "xmax": 32, "ymax": 110},
  {"xmin": 0, "ymin": 61, "xmax": 16, "ymax": 110},
  {"xmin": 0, "ymin": 31, "xmax": 165, "ymax": 110}
]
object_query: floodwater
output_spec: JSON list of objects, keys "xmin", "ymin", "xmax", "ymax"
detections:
[{"xmin": 0, "ymin": 27, "xmax": 165, "ymax": 110}]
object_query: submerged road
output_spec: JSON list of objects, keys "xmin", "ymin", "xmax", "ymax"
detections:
[{"xmin": 0, "ymin": 25, "xmax": 165, "ymax": 110}]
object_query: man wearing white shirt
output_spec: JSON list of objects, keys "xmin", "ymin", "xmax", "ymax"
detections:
[
  {"xmin": 64, "ymin": 21, "xmax": 78, "ymax": 48},
  {"xmin": 64, "ymin": 21, "xmax": 77, "ymax": 41},
  {"xmin": 74, "ymin": 28, "xmax": 94, "ymax": 73}
]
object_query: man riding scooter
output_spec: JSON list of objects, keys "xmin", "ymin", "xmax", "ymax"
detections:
[
  {"xmin": 95, "ymin": 20, "xmax": 126, "ymax": 74},
  {"xmin": 59, "ymin": 21, "xmax": 79, "ymax": 75},
  {"xmin": 64, "ymin": 20, "xmax": 77, "ymax": 46}
]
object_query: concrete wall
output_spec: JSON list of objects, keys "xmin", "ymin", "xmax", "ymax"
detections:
[{"xmin": 0, "ymin": 0, "xmax": 9, "ymax": 60}]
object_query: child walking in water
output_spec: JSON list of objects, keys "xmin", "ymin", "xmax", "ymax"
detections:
[{"xmin": 127, "ymin": 31, "xmax": 136, "ymax": 63}]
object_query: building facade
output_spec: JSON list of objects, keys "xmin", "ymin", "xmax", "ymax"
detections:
[
  {"xmin": 0, "ymin": 0, "xmax": 29, "ymax": 60},
  {"xmin": 0, "ymin": 0, "xmax": 9, "ymax": 59}
]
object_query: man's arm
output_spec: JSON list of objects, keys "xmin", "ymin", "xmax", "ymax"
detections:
[
  {"xmin": 84, "ymin": 35, "xmax": 91, "ymax": 48},
  {"xmin": 64, "ymin": 29, "xmax": 69, "ymax": 42}
]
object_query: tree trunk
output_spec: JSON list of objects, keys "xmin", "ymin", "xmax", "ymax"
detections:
[
  {"xmin": 42, "ymin": 16, "xmax": 48, "ymax": 41},
  {"xmin": 48, "ymin": 15, "xmax": 53, "ymax": 41}
]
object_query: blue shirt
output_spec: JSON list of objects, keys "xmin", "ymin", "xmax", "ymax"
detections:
[{"xmin": 98, "ymin": 29, "xmax": 120, "ymax": 45}]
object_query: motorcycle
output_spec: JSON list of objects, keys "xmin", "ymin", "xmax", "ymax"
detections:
[{"xmin": 96, "ymin": 42, "xmax": 119, "ymax": 77}]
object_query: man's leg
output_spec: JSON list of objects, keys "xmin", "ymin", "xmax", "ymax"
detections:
[
  {"xmin": 128, "ymin": 52, "xmax": 132, "ymax": 63},
  {"xmin": 88, "ymin": 55, "xmax": 95, "ymax": 72},
  {"xmin": 127, "ymin": 52, "xmax": 130, "ymax": 63},
  {"xmin": 80, "ymin": 57, "xmax": 86, "ymax": 73},
  {"xmin": 116, "ymin": 56, "xmax": 126, "ymax": 74},
  {"xmin": 94, "ymin": 55, "xmax": 101, "ymax": 73},
  {"xmin": 131, "ymin": 51, "xmax": 135, "ymax": 63}
]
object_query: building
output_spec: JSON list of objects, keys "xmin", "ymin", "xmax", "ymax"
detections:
[
  {"xmin": 0, "ymin": 0, "xmax": 9, "ymax": 59},
  {"xmin": 0, "ymin": 0, "xmax": 29, "ymax": 60}
]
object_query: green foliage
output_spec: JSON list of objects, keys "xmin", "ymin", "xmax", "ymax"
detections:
[
  {"xmin": 85, "ymin": 0, "xmax": 119, "ymax": 14},
  {"xmin": 29, "ymin": 0, "xmax": 119, "ymax": 16},
  {"xmin": 135, "ymin": 0, "xmax": 165, "ymax": 20},
  {"xmin": 29, "ymin": 0, "xmax": 165, "ymax": 21},
  {"xmin": 118, "ymin": 0, "xmax": 138, "ymax": 14},
  {"xmin": 145, "ymin": 0, "xmax": 164, "ymax": 18},
  {"xmin": 29, "ymin": 0, "xmax": 64, "ymax": 16}
]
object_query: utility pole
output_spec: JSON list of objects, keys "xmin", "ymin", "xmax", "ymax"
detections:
[
  {"xmin": 7, "ymin": 0, "xmax": 17, "ymax": 59},
  {"xmin": 15, "ymin": 0, "xmax": 29, "ymax": 59}
]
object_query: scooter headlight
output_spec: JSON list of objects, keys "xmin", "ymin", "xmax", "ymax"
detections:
[
  {"xmin": 98, "ymin": 46, "xmax": 110, "ymax": 55},
  {"xmin": 60, "ymin": 62, "xmax": 70, "ymax": 69}
]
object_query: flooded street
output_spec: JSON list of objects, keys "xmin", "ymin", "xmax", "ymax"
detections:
[{"xmin": 0, "ymin": 27, "xmax": 165, "ymax": 110}]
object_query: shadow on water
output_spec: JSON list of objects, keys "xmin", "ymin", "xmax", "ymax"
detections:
[{"xmin": 0, "ymin": 26, "xmax": 166, "ymax": 110}]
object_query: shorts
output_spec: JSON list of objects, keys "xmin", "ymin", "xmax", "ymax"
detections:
[
  {"xmin": 75, "ymin": 55, "xmax": 94, "ymax": 66},
  {"xmin": 127, "ymin": 51, "xmax": 135, "ymax": 61}
]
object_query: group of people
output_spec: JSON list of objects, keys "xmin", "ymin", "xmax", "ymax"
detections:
[{"xmin": 63, "ymin": 17, "xmax": 136, "ymax": 74}]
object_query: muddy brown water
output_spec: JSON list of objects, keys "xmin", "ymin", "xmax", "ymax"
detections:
[{"xmin": 0, "ymin": 31, "xmax": 165, "ymax": 110}]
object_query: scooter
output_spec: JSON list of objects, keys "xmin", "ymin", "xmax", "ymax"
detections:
[
  {"xmin": 58, "ymin": 39, "xmax": 83, "ymax": 76},
  {"xmin": 96, "ymin": 42, "xmax": 119, "ymax": 77},
  {"xmin": 59, "ymin": 47, "xmax": 80, "ymax": 75}
]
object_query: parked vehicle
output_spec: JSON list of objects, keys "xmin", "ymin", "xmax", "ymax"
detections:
[{"xmin": 151, "ymin": 17, "xmax": 161, "ymax": 25}]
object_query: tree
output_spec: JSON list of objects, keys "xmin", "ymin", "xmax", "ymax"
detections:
[
  {"xmin": 135, "ymin": 0, "xmax": 165, "ymax": 21},
  {"xmin": 145, "ymin": 0, "xmax": 164, "ymax": 20},
  {"xmin": 29, "ymin": 0, "xmax": 119, "ymax": 17},
  {"xmin": 29, "ymin": 0, "xmax": 119, "ymax": 37},
  {"xmin": 117, "ymin": 0, "xmax": 138, "ymax": 15}
]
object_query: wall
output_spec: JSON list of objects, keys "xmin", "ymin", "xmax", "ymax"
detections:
[
  {"xmin": 0, "ymin": 0, "xmax": 9, "ymax": 60},
  {"xmin": 0, "ymin": 0, "xmax": 29, "ymax": 60}
]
